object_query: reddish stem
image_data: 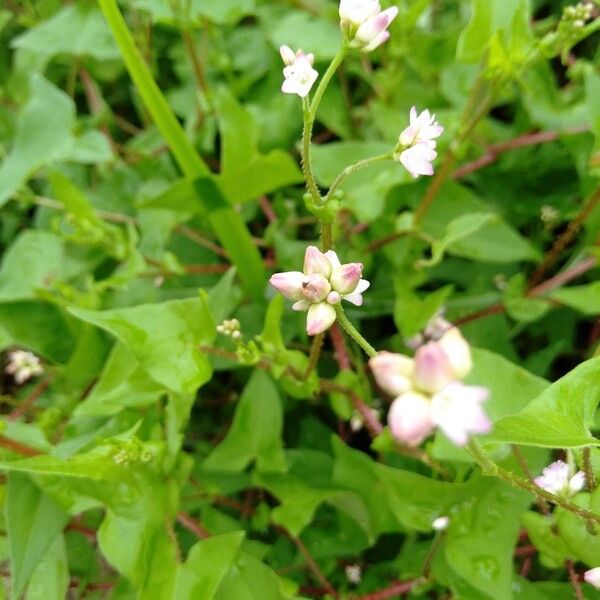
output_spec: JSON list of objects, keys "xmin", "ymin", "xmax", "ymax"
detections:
[
  {"xmin": 355, "ymin": 580, "xmax": 415, "ymax": 600},
  {"xmin": 176, "ymin": 511, "xmax": 211, "ymax": 539},
  {"xmin": 8, "ymin": 376, "xmax": 52, "ymax": 421}
]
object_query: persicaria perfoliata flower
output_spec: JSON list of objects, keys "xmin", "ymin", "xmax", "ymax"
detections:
[
  {"xmin": 5, "ymin": 349, "xmax": 44, "ymax": 385},
  {"xmin": 369, "ymin": 321, "xmax": 491, "ymax": 447},
  {"xmin": 394, "ymin": 107, "xmax": 444, "ymax": 178},
  {"xmin": 585, "ymin": 567, "xmax": 600, "ymax": 589},
  {"xmin": 279, "ymin": 45, "xmax": 319, "ymax": 98},
  {"xmin": 534, "ymin": 460, "xmax": 585, "ymax": 498},
  {"xmin": 269, "ymin": 246, "xmax": 370, "ymax": 336},
  {"xmin": 339, "ymin": 1, "xmax": 399, "ymax": 52}
]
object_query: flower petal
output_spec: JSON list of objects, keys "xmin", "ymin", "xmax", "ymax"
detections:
[{"xmin": 306, "ymin": 302, "xmax": 337, "ymax": 336}]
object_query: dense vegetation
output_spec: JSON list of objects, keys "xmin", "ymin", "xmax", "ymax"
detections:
[{"xmin": 0, "ymin": 0, "xmax": 599, "ymax": 598}]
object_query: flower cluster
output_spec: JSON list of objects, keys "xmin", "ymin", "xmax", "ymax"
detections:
[
  {"xmin": 280, "ymin": 45, "xmax": 319, "ymax": 98},
  {"xmin": 534, "ymin": 460, "xmax": 585, "ymax": 498},
  {"xmin": 394, "ymin": 107, "xmax": 444, "ymax": 178},
  {"xmin": 269, "ymin": 246, "xmax": 370, "ymax": 336},
  {"xmin": 5, "ymin": 349, "xmax": 43, "ymax": 385},
  {"xmin": 339, "ymin": 0, "xmax": 399, "ymax": 53},
  {"xmin": 369, "ymin": 320, "xmax": 491, "ymax": 447}
]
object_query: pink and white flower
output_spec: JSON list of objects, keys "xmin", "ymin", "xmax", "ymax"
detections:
[
  {"xmin": 368, "ymin": 320, "xmax": 489, "ymax": 448},
  {"xmin": 534, "ymin": 460, "xmax": 586, "ymax": 497},
  {"xmin": 394, "ymin": 107, "xmax": 444, "ymax": 178},
  {"xmin": 584, "ymin": 567, "xmax": 600, "ymax": 589},
  {"xmin": 339, "ymin": 1, "xmax": 399, "ymax": 53},
  {"xmin": 280, "ymin": 45, "xmax": 318, "ymax": 98},
  {"xmin": 388, "ymin": 391, "xmax": 435, "ymax": 447},
  {"xmin": 270, "ymin": 246, "xmax": 370, "ymax": 336},
  {"xmin": 430, "ymin": 383, "xmax": 491, "ymax": 447}
]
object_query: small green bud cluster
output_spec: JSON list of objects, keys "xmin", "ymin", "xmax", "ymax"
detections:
[
  {"xmin": 112, "ymin": 439, "xmax": 155, "ymax": 467},
  {"xmin": 216, "ymin": 318, "xmax": 242, "ymax": 340}
]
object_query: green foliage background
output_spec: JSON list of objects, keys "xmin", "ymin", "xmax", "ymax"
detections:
[{"xmin": 0, "ymin": 0, "xmax": 599, "ymax": 598}]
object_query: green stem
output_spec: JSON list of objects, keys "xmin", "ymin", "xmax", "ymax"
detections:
[
  {"xmin": 302, "ymin": 97, "xmax": 322, "ymax": 203},
  {"xmin": 325, "ymin": 152, "xmax": 393, "ymax": 203},
  {"xmin": 467, "ymin": 439, "xmax": 600, "ymax": 526},
  {"xmin": 303, "ymin": 332, "xmax": 325, "ymax": 380},
  {"xmin": 334, "ymin": 305, "xmax": 377, "ymax": 358},
  {"xmin": 309, "ymin": 44, "xmax": 348, "ymax": 119}
]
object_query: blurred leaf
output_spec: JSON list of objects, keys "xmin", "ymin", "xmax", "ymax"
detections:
[
  {"xmin": 0, "ymin": 230, "xmax": 64, "ymax": 301},
  {"xmin": 503, "ymin": 274, "xmax": 550, "ymax": 323},
  {"xmin": 70, "ymin": 296, "xmax": 215, "ymax": 394},
  {"xmin": 0, "ymin": 76, "xmax": 73, "ymax": 208},
  {"xmin": 174, "ymin": 532, "xmax": 245, "ymax": 599},
  {"xmin": 269, "ymin": 11, "xmax": 341, "ymax": 61},
  {"xmin": 203, "ymin": 370, "xmax": 287, "ymax": 473},
  {"xmin": 11, "ymin": 4, "xmax": 119, "ymax": 60},
  {"xmin": 7, "ymin": 473, "xmax": 70, "ymax": 600},
  {"xmin": 522, "ymin": 511, "xmax": 570, "ymax": 569},
  {"xmin": 25, "ymin": 535, "xmax": 69, "ymax": 600},
  {"xmin": 556, "ymin": 491, "xmax": 600, "ymax": 565},
  {"xmin": 550, "ymin": 281, "xmax": 600, "ymax": 316}
]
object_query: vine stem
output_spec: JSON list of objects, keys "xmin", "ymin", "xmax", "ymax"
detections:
[
  {"xmin": 309, "ymin": 44, "xmax": 348, "ymax": 120},
  {"xmin": 583, "ymin": 447, "xmax": 596, "ymax": 491},
  {"xmin": 324, "ymin": 152, "xmax": 393, "ymax": 203},
  {"xmin": 302, "ymin": 96, "xmax": 322, "ymax": 203},
  {"xmin": 303, "ymin": 332, "xmax": 325, "ymax": 380},
  {"xmin": 334, "ymin": 305, "xmax": 377, "ymax": 358},
  {"xmin": 467, "ymin": 439, "xmax": 600, "ymax": 526}
]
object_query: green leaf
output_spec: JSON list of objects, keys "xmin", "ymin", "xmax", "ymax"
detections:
[
  {"xmin": 490, "ymin": 357, "xmax": 600, "ymax": 447},
  {"xmin": 74, "ymin": 343, "xmax": 164, "ymax": 417},
  {"xmin": 421, "ymin": 212, "xmax": 495, "ymax": 267},
  {"xmin": 444, "ymin": 479, "xmax": 531, "ymax": 600},
  {"xmin": 550, "ymin": 281, "xmax": 600, "ymax": 315},
  {"xmin": 0, "ymin": 230, "xmax": 64, "ymax": 301},
  {"xmin": 420, "ymin": 183, "xmax": 540, "ymax": 263},
  {"xmin": 556, "ymin": 492, "xmax": 600, "ymax": 565},
  {"xmin": 522, "ymin": 511, "xmax": 570, "ymax": 569},
  {"xmin": 11, "ymin": 4, "xmax": 119, "ymax": 60},
  {"xmin": 203, "ymin": 370, "xmax": 287, "ymax": 473},
  {"xmin": 0, "ymin": 76, "xmax": 74, "ymax": 208},
  {"xmin": 25, "ymin": 535, "xmax": 69, "ymax": 600},
  {"xmin": 504, "ymin": 274, "xmax": 550, "ymax": 323},
  {"xmin": 6, "ymin": 473, "xmax": 70, "ymax": 600},
  {"xmin": 457, "ymin": 0, "xmax": 531, "ymax": 65},
  {"xmin": 70, "ymin": 296, "xmax": 215, "ymax": 394},
  {"xmin": 174, "ymin": 532, "xmax": 245, "ymax": 599}
]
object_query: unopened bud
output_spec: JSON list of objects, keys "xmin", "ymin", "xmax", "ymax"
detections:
[
  {"xmin": 330, "ymin": 263, "xmax": 363, "ymax": 295},
  {"xmin": 388, "ymin": 391, "xmax": 435, "ymax": 446},
  {"xmin": 413, "ymin": 342, "xmax": 455, "ymax": 394},
  {"xmin": 302, "ymin": 274, "xmax": 331, "ymax": 303},
  {"xmin": 304, "ymin": 246, "xmax": 332, "ymax": 277},
  {"xmin": 437, "ymin": 327, "xmax": 472, "ymax": 379}
]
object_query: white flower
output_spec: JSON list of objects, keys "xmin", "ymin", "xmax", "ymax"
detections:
[
  {"xmin": 5, "ymin": 350, "xmax": 43, "ymax": 385},
  {"xmin": 269, "ymin": 246, "xmax": 370, "ymax": 336},
  {"xmin": 345, "ymin": 563, "xmax": 362, "ymax": 585},
  {"xmin": 534, "ymin": 460, "xmax": 586, "ymax": 497},
  {"xmin": 280, "ymin": 45, "xmax": 318, "ymax": 98},
  {"xmin": 437, "ymin": 326, "xmax": 472, "ymax": 379},
  {"xmin": 432, "ymin": 516, "xmax": 450, "ymax": 531},
  {"xmin": 339, "ymin": 1, "xmax": 398, "ymax": 52},
  {"xmin": 413, "ymin": 342, "xmax": 455, "ymax": 394},
  {"xmin": 399, "ymin": 107, "xmax": 444, "ymax": 147},
  {"xmin": 394, "ymin": 107, "xmax": 443, "ymax": 178},
  {"xmin": 584, "ymin": 567, "xmax": 600, "ymax": 589},
  {"xmin": 430, "ymin": 383, "xmax": 491, "ymax": 447}
]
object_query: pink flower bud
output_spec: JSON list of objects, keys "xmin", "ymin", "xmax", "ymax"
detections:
[
  {"xmin": 413, "ymin": 342, "xmax": 455, "ymax": 394},
  {"xmin": 369, "ymin": 351, "xmax": 414, "ymax": 397},
  {"xmin": 339, "ymin": 0, "xmax": 380, "ymax": 26},
  {"xmin": 584, "ymin": 568, "xmax": 600, "ymax": 589},
  {"xmin": 280, "ymin": 45, "xmax": 296, "ymax": 66},
  {"xmin": 306, "ymin": 302, "xmax": 337, "ymax": 336},
  {"xmin": 330, "ymin": 263, "xmax": 363, "ymax": 294},
  {"xmin": 437, "ymin": 327, "xmax": 472, "ymax": 379},
  {"xmin": 327, "ymin": 291, "xmax": 341, "ymax": 304},
  {"xmin": 302, "ymin": 274, "xmax": 331, "ymax": 303},
  {"xmin": 355, "ymin": 7, "xmax": 398, "ymax": 45},
  {"xmin": 304, "ymin": 246, "xmax": 332, "ymax": 277},
  {"xmin": 388, "ymin": 391, "xmax": 435, "ymax": 446},
  {"xmin": 269, "ymin": 271, "xmax": 305, "ymax": 300}
]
